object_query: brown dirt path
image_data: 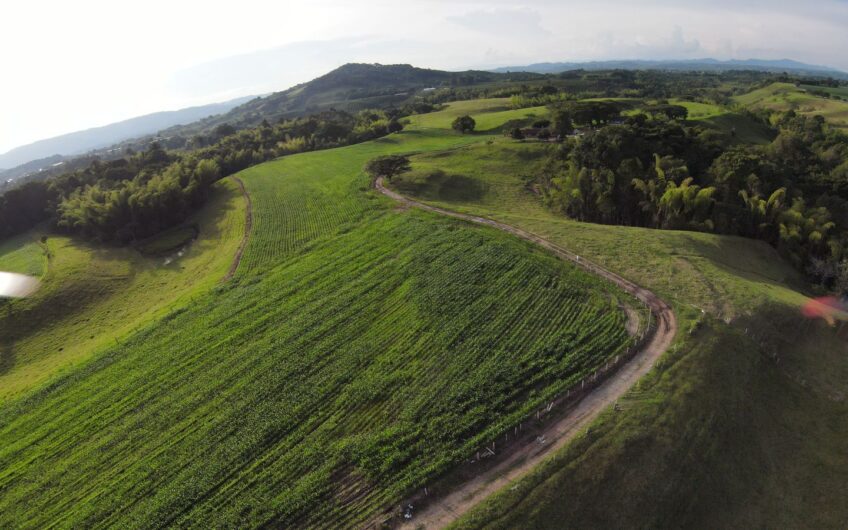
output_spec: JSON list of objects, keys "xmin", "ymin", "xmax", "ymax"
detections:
[
  {"xmin": 223, "ymin": 176, "xmax": 252, "ymax": 282},
  {"xmin": 374, "ymin": 177, "xmax": 678, "ymax": 529}
]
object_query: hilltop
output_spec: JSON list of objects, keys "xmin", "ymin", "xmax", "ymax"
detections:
[{"xmin": 146, "ymin": 63, "xmax": 538, "ymax": 138}]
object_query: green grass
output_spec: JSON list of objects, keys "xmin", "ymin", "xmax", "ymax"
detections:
[
  {"xmin": 383, "ymin": 137, "xmax": 848, "ymax": 529},
  {"xmin": 405, "ymin": 98, "xmax": 549, "ymax": 131},
  {"xmin": 670, "ymin": 99, "xmax": 726, "ymax": 120},
  {"xmin": 135, "ymin": 225, "xmax": 198, "ymax": 255},
  {"xmin": 666, "ymin": 99, "xmax": 775, "ymax": 145},
  {"xmin": 395, "ymin": 141, "xmax": 808, "ymax": 318},
  {"xmin": 736, "ymin": 82, "xmax": 848, "ymax": 129},
  {"xmin": 0, "ymin": 232, "xmax": 47, "ymax": 277},
  {"xmin": 0, "ymin": 178, "xmax": 246, "ymax": 401},
  {"xmin": 700, "ymin": 112, "xmax": 776, "ymax": 144},
  {"xmin": 392, "ymin": 140, "xmax": 553, "ymax": 216},
  {"xmin": 799, "ymin": 84, "xmax": 848, "ymax": 100},
  {"xmin": 0, "ymin": 101, "xmax": 634, "ymax": 528}
]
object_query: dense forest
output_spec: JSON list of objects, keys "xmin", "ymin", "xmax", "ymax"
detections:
[
  {"xmin": 0, "ymin": 109, "xmax": 404, "ymax": 242},
  {"xmin": 533, "ymin": 106, "xmax": 848, "ymax": 292}
]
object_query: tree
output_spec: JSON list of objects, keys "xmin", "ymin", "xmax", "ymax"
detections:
[
  {"xmin": 214, "ymin": 123, "xmax": 237, "ymax": 138},
  {"xmin": 510, "ymin": 127, "xmax": 525, "ymax": 140},
  {"xmin": 644, "ymin": 104, "xmax": 689, "ymax": 121},
  {"xmin": 364, "ymin": 155, "xmax": 411, "ymax": 181},
  {"xmin": 387, "ymin": 119, "xmax": 404, "ymax": 133},
  {"xmin": 452, "ymin": 115, "xmax": 476, "ymax": 134},
  {"xmin": 551, "ymin": 109, "xmax": 574, "ymax": 137}
]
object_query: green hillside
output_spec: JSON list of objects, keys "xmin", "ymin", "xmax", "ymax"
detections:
[
  {"xmin": 735, "ymin": 82, "xmax": 848, "ymax": 128},
  {"xmin": 0, "ymin": 100, "xmax": 634, "ymax": 528},
  {"xmin": 0, "ymin": 233, "xmax": 46, "ymax": 277},
  {"xmin": 0, "ymin": 179, "xmax": 246, "ymax": 401},
  {"xmin": 153, "ymin": 64, "xmax": 542, "ymax": 140},
  {"xmin": 386, "ymin": 136, "xmax": 848, "ymax": 529},
  {"xmin": 799, "ymin": 84, "xmax": 848, "ymax": 99}
]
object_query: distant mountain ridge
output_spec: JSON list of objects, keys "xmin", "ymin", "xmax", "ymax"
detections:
[
  {"xmin": 0, "ymin": 95, "xmax": 256, "ymax": 178},
  {"xmin": 2, "ymin": 64, "xmax": 540, "ymax": 185},
  {"xmin": 491, "ymin": 58, "xmax": 848, "ymax": 78}
]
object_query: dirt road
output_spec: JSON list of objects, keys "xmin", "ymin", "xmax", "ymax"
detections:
[{"xmin": 374, "ymin": 177, "xmax": 677, "ymax": 529}]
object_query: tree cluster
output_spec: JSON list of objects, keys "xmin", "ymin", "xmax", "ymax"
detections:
[
  {"xmin": 0, "ymin": 109, "xmax": 404, "ymax": 243},
  {"xmin": 535, "ymin": 111, "xmax": 848, "ymax": 291},
  {"xmin": 452, "ymin": 115, "xmax": 476, "ymax": 134}
]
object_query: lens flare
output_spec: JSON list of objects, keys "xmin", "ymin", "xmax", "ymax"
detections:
[
  {"xmin": 0, "ymin": 271, "xmax": 40, "ymax": 298},
  {"xmin": 801, "ymin": 296, "xmax": 848, "ymax": 325}
]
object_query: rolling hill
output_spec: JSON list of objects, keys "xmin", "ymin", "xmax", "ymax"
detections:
[
  {"xmin": 734, "ymin": 81, "xmax": 848, "ymax": 128},
  {"xmin": 148, "ymin": 64, "xmax": 540, "ymax": 140}
]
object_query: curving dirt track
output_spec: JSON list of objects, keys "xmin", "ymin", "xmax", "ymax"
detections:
[{"xmin": 374, "ymin": 177, "xmax": 677, "ymax": 529}]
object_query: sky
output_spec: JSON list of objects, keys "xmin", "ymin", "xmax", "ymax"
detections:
[{"xmin": 2, "ymin": 0, "xmax": 848, "ymax": 156}]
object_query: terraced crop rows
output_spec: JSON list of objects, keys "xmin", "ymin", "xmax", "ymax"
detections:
[{"xmin": 0, "ymin": 211, "xmax": 631, "ymax": 528}]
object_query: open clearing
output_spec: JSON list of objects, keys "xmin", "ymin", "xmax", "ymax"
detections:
[{"xmin": 735, "ymin": 82, "xmax": 848, "ymax": 128}]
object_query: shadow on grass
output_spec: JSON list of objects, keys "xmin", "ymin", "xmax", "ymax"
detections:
[
  {"xmin": 395, "ymin": 170, "xmax": 486, "ymax": 203},
  {"xmin": 0, "ymin": 342, "xmax": 14, "ymax": 375}
]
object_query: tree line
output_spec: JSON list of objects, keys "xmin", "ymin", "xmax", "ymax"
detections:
[
  {"xmin": 0, "ymin": 109, "xmax": 405, "ymax": 243},
  {"xmin": 534, "ymin": 109, "xmax": 848, "ymax": 291}
]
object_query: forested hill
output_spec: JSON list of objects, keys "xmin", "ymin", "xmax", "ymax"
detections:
[
  {"xmin": 147, "ymin": 63, "xmax": 541, "ymax": 140},
  {"xmin": 3, "ymin": 64, "xmax": 530, "ymax": 187}
]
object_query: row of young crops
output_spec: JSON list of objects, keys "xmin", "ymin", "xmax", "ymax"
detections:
[
  {"xmin": 0, "ymin": 211, "xmax": 631, "ymax": 528},
  {"xmin": 0, "ymin": 102, "xmax": 633, "ymax": 528}
]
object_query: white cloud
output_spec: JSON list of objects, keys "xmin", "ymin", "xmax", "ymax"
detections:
[{"xmin": 447, "ymin": 8, "xmax": 550, "ymax": 37}]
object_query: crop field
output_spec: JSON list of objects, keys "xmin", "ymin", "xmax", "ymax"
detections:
[
  {"xmin": 0, "ymin": 179, "xmax": 245, "ymax": 401},
  {"xmin": 386, "ymin": 135, "xmax": 848, "ymax": 529},
  {"xmin": 0, "ymin": 101, "xmax": 635, "ymax": 528}
]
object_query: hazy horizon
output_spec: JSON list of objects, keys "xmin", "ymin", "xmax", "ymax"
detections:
[{"xmin": 3, "ymin": 0, "xmax": 848, "ymax": 156}]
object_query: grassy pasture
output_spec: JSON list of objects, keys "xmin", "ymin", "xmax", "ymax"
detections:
[
  {"xmin": 622, "ymin": 98, "xmax": 773, "ymax": 144},
  {"xmin": 0, "ymin": 99, "xmax": 634, "ymax": 528},
  {"xmin": 669, "ymin": 98, "xmax": 726, "ymax": 120},
  {"xmin": 735, "ymin": 82, "xmax": 848, "ymax": 128},
  {"xmin": 405, "ymin": 99, "xmax": 549, "ymax": 131},
  {"xmin": 0, "ymin": 178, "xmax": 245, "ymax": 401}
]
